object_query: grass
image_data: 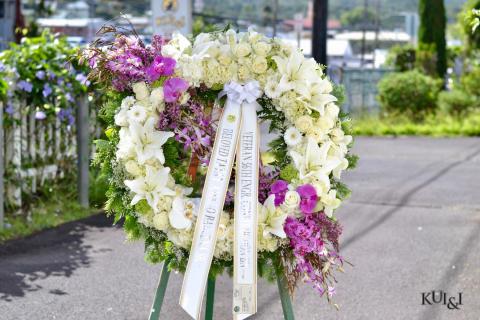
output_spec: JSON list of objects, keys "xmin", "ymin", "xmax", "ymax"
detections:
[
  {"xmin": 0, "ymin": 176, "xmax": 105, "ymax": 243},
  {"xmin": 352, "ymin": 112, "xmax": 480, "ymax": 137}
]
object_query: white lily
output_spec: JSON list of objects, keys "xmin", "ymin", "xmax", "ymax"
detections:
[
  {"xmin": 129, "ymin": 118, "xmax": 174, "ymax": 164},
  {"xmin": 296, "ymin": 81, "xmax": 337, "ymax": 116},
  {"xmin": 289, "ymin": 137, "xmax": 342, "ymax": 179},
  {"xmin": 258, "ymin": 195, "xmax": 287, "ymax": 238},
  {"xmin": 320, "ymin": 190, "xmax": 341, "ymax": 218},
  {"xmin": 272, "ymin": 51, "xmax": 319, "ymax": 92},
  {"xmin": 124, "ymin": 166, "xmax": 176, "ymax": 210},
  {"xmin": 161, "ymin": 32, "xmax": 192, "ymax": 59}
]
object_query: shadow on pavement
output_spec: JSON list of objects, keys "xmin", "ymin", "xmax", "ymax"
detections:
[{"xmin": 0, "ymin": 214, "xmax": 115, "ymax": 302}]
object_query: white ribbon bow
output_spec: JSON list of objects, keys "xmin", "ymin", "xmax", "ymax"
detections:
[{"xmin": 219, "ymin": 80, "xmax": 262, "ymax": 105}]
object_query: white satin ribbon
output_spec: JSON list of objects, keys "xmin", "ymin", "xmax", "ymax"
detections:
[{"xmin": 180, "ymin": 81, "xmax": 261, "ymax": 319}]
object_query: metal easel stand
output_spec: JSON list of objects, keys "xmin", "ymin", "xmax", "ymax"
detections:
[{"xmin": 148, "ymin": 261, "xmax": 295, "ymax": 320}]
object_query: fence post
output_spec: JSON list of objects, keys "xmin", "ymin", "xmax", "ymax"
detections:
[
  {"xmin": 11, "ymin": 100, "xmax": 22, "ymax": 209},
  {"xmin": 0, "ymin": 102, "xmax": 4, "ymax": 230},
  {"xmin": 76, "ymin": 95, "xmax": 89, "ymax": 208}
]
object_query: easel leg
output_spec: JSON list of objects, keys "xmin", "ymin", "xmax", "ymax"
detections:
[
  {"xmin": 205, "ymin": 277, "xmax": 216, "ymax": 320},
  {"xmin": 276, "ymin": 268, "xmax": 295, "ymax": 320},
  {"xmin": 149, "ymin": 260, "xmax": 171, "ymax": 320}
]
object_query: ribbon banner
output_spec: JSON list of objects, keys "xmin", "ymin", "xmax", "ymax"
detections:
[{"xmin": 180, "ymin": 81, "xmax": 261, "ymax": 319}]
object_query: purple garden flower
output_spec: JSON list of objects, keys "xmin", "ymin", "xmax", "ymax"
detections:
[
  {"xmin": 297, "ymin": 184, "xmax": 318, "ymax": 214},
  {"xmin": 269, "ymin": 180, "xmax": 288, "ymax": 206},
  {"xmin": 35, "ymin": 111, "xmax": 47, "ymax": 120},
  {"xmin": 146, "ymin": 56, "xmax": 176, "ymax": 82},
  {"xmin": 58, "ymin": 108, "xmax": 75, "ymax": 126},
  {"xmin": 42, "ymin": 83, "xmax": 52, "ymax": 98},
  {"xmin": 17, "ymin": 80, "xmax": 33, "ymax": 92},
  {"xmin": 163, "ymin": 77, "xmax": 189, "ymax": 103},
  {"xmin": 35, "ymin": 70, "xmax": 45, "ymax": 80},
  {"xmin": 5, "ymin": 103, "xmax": 14, "ymax": 115},
  {"xmin": 75, "ymin": 73, "xmax": 90, "ymax": 86}
]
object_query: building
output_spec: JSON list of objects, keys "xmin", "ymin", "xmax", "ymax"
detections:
[{"xmin": 0, "ymin": 0, "xmax": 16, "ymax": 49}]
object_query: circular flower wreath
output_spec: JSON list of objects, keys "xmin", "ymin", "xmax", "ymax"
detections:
[{"xmin": 86, "ymin": 28, "xmax": 356, "ymax": 301}]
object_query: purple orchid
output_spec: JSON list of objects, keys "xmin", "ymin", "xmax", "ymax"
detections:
[
  {"xmin": 163, "ymin": 77, "xmax": 189, "ymax": 103},
  {"xmin": 269, "ymin": 180, "xmax": 289, "ymax": 206},
  {"xmin": 297, "ymin": 184, "xmax": 318, "ymax": 214},
  {"xmin": 146, "ymin": 56, "xmax": 176, "ymax": 82}
]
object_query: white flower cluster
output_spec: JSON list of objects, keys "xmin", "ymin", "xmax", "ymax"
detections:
[
  {"xmin": 115, "ymin": 82, "xmax": 236, "ymax": 257},
  {"xmin": 115, "ymin": 30, "xmax": 352, "ymax": 259}
]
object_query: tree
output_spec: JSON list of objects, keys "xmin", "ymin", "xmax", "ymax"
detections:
[
  {"xmin": 418, "ymin": 0, "xmax": 447, "ymax": 78},
  {"xmin": 458, "ymin": 0, "xmax": 480, "ymax": 50},
  {"xmin": 340, "ymin": 6, "xmax": 377, "ymax": 29}
]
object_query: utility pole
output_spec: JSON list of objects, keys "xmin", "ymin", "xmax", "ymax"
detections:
[
  {"xmin": 273, "ymin": 0, "xmax": 279, "ymax": 37},
  {"xmin": 312, "ymin": 0, "xmax": 328, "ymax": 66},
  {"xmin": 360, "ymin": 0, "xmax": 368, "ymax": 67},
  {"xmin": 373, "ymin": 0, "xmax": 380, "ymax": 68}
]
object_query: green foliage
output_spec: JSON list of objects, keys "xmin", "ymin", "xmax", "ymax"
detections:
[
  {"xmin": 340, "ymin": 7, "xmax": 377, "ymax": 28},
  {"xmin": 418, "ymin": 0, "xmax": 447, "ymax": 77},
  {"xmin": 193, "ymin": 17, "xmax": 218, "ymax": 37},
  {"xmin": 89, "ymin": 169, "xmax": 109, "ymax": 208},
  {"xmin": 279, "ymin": 164, "xmax": 299, "ymax": 182},
  {"xmin": 386, "ymin": 44, "xmax": 416, "ymax": 72},
  {"xmin": 458, "ymin": 0, "xmax": 480, "ymax": 50},
  {"xmin": 438, "ymin": 89, "xmax": 478, "ymax": 116},
  {"xmin": 331, "ymin": 83, "xmax": 346, "ymax": 106},
  {"xmin": 415, "ymin": 43, "xmax": 439, "ymax": 77},
  {"xmin": 268, "ymin": 137, "xmax": 289, "ymax": 168},
  {"xmin": 353, "ymin": 112, "xmax": 480, "ymax": 136},
  {"xmin": 0, "ymin": 180, "xmax": 99, "ymax": 243},
  {"xmin": 0, "ymin": 30, "xmax": 90, "ymax": 119},
  {"xmin": 377, "ymin": 70, "xmax": 442, "ymax": 120},
  {"xmin": 460, "ymin": 66, "xmax": 480, "ymax": 96},
  {"xmin": 257, "ymin": 97, "xmax": 287, "ymax": 133}
]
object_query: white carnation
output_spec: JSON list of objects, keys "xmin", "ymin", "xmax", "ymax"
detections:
[
  {"xmin": 284, "ymin": 127, "xmax": 302, "ymax": 146},
  {"xmin": 127, "ymin": 104, "xmax": 147, "ymax": 123}
]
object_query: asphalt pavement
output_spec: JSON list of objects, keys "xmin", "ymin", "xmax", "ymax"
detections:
[{"xmin": 1, "ymin": 137, "xmax": 479, "ymax": 320}]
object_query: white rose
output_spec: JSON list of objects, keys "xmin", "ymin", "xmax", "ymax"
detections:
[
  {"xmin": 282, "ymin": 190, "xmax": 300, "ymax": 211},
  {"xmin": 253, "ymin": 41, "xmax": 271, "ymax": 56},
  {"xmin": 132, "ymin": 82, "xmax": 150, "ymax": 101},
  {"xmin": 234, "ymin": 42, "xmax": 251, "ymax": 58},
  {"xmin": 153, "ymin": 212, "xmax": 170, "ymax": 231},
  {"xmin": 150, "ymin": 87, "xmax": 165, "ymax": 111},
  {"xmin": 317, "ymin": 117, "xmax": 335, "ymax": 132},
  {"xmin": 252, "ymin": 56, "xmax": 268, "ymax": 74},
  {"xmin": 325, "ymin": 103, "xmax": 340, "ymax": 118},
  {"xmin": 124, "ymin": 160, "xmax": 143, "ymax": 176},
  {"xmin": 295, "ymin": 115, "xmax": 314, "ymax": 133}
]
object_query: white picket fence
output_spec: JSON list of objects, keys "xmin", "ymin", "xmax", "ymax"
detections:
[{"xmin": 0, "ymin": 96, "xmax": 97, "ymax": 228}]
